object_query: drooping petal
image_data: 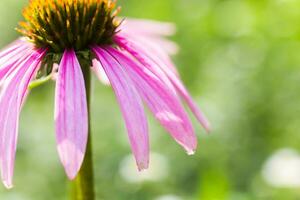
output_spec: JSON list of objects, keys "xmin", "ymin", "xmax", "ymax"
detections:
[
  {"xmin": 115, "ymin": 36, "xmax": 178, "ymax": 97},
  {"xmin": 0, "ymin": 38, "xmax": 31, "ymax": 60},
  {"xmin": 147, "ymin": 37, "xmax": 179, "ymax": 55},
  {"xmin": 119, "ymin": 33, "xmax": 179, "ymax": 56},
  {"xmin": 115, "ymin": 36, "xmax": 211, "ymax": 132},
  {"xmin": 118, "ymin": 18, "xmax": 179, "ymax": 55},
  {"xmin": 91, "ymin": 59, "xmax": 110, "ymax": 85},
  {"xmin": 119, "ymin": 18, "xmax": 176, "ymax": 37},
  {"xmin": 93, "ymin": 47, "xmax": 149, "ymax": 170},
  {"xmin": 117, "ymin": 33, "xmax": 179, "ymax": 76},
  {"xmin": 0, "ymin": 48, "xmax": 45, "ymax": 188},
  {"xmin": 0, "ymin": 40, "xmax": 34, "ymax": 80},
  {"xmin": 54, "ymin": 49, "xmax": 88, "ymax": 179},
  {"xmin": 98, "ymin": 46, "xmax": 197, "ymax": 154}
]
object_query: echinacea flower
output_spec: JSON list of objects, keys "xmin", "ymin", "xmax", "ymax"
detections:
[{"xmin": 0, "ymin": 0, "xmax": 210, "ymax": 188}]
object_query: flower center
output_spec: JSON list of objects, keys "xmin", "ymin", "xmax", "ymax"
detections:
[{"xmin": 18, "ymin": 0, "xmax": 120, "ymax": 53}]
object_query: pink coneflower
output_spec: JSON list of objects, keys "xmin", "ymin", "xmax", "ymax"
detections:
[{"xmin": 0, "ymin": 0, "xmax": 210, "ymax": 189}]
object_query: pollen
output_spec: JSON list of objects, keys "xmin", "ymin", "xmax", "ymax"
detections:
[{"xmin": 18, "ymin": 0, "xmax": 121, "ymax": 52}]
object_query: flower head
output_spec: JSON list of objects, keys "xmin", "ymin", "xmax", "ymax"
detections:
[
  {"xmin": 0, "ymin": 0, "xmax": 210, "ymax": 188},
  {"xmin": 18, "ymin": 0, "xmax": 120, "ymax": 52}
]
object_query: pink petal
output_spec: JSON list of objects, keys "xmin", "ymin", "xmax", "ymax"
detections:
[
  {"xmin": 115, "ymin": 36, "xmax": 211, "ymax": 132},
  {"xmin": 118, "ymin": 18, "xmax": 179, "ymax": 55},
  {"xmin": 115, "ymin": 37, "xmax": 178, "ymax": 96},
  {"xmin": 119, "ymin": 33, "xmax": 179, "ymax": 56},
  {"xmin": 148, "ymin": 37, "xmax": 179, "ymax": 55},
  {"xmin": 119, "ymin": 18, "xmax": 176, "ymax": 37},
  {"xmin": 0, "ymin": 38, "xmax": 31, "ymax": 59},
  {"xmin": 91, "ymin": 59, "xmax": 110, "ymax": 85},
  {"xmin": 93, "ymin": 46, "xmax": 149, "ymax": 170},
  {"xmin": 0, "ymin": 41, "xmax": 34, "ymax": 80},
  {"xmin": 0, "ymin": 48, "xmax": 45, "ymax": 188},
  {"xmin": 54, "ymin": 49, "xmax": 88, "ymax": 180},
  {"xmin": 101, "ymin": 47, "xmax": 197, "ymax": 154},
  {"xmin": 117, "ymin": 33, "xmax": 179, "ymax": 76}
]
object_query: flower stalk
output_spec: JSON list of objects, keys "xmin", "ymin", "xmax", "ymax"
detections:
[{"xmin": 70, "ymin": 59, "xmax": 95, "ymax": 200}]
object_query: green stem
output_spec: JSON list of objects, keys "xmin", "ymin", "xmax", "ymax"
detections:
[
  {"xmin": 70, "ymin": 61, "xmax": 95, "ymax": 200},
  {"xmin": 28, "ymin": 74, "xmax": 53, "ymax": 90}
]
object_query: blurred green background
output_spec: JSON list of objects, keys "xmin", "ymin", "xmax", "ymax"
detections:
[{"xmin": 1, "ymin": 0, "xmax": 300, "ymax": 199}]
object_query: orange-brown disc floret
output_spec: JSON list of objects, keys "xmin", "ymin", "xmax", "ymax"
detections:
[{"xmin": 18, "ymin": 0, "xmax": 121, "ymax": 52}]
